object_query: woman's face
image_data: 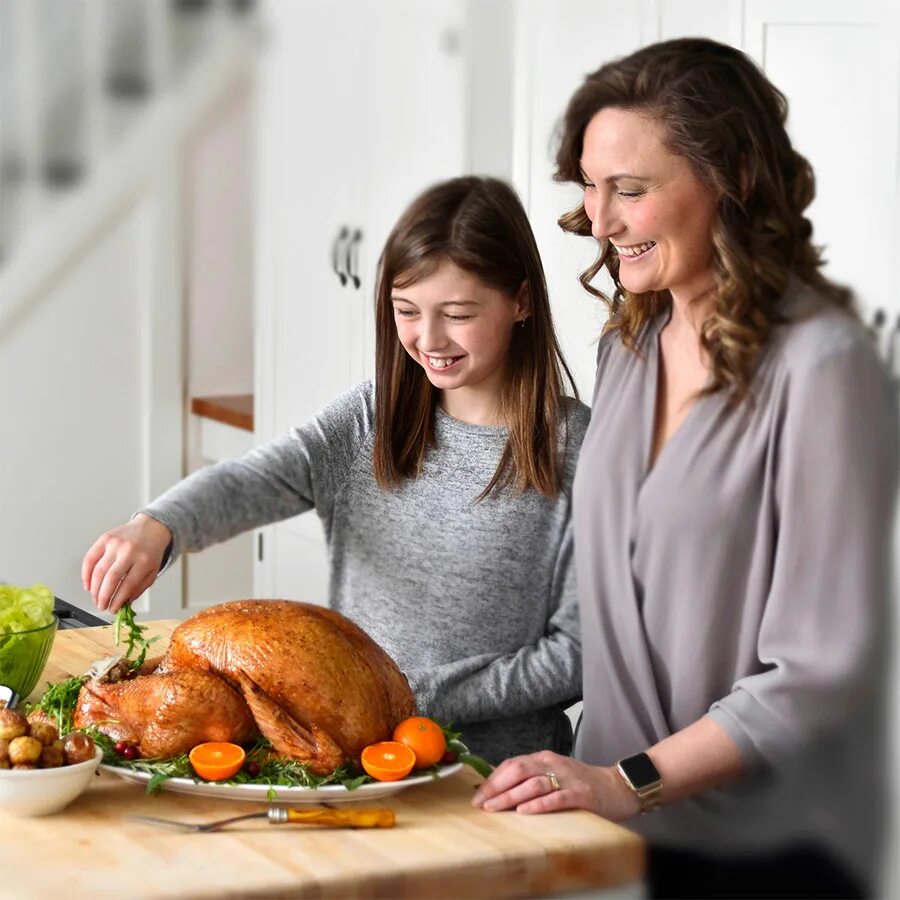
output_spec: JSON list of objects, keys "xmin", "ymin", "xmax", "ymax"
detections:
[
  {"xmin": 580, "ymin": 107, "xmax": 718, "ymax": 302},
  {"xmin": 391, "ymin": 260, "xmax": 527, "ymax": 401}
]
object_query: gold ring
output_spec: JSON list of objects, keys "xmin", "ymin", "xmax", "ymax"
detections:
[{"xmin": 545, "ymin": 770, "xmax": 561, "ymax": 792}]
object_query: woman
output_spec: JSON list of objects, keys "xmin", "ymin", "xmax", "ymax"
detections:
[
  {"xmin": 472, "ymin": 38, "xmax": 897, "ymax": 897},
  {"xmin": 81, "ymin": 176, "xmax": 589, "ymax": 765}
]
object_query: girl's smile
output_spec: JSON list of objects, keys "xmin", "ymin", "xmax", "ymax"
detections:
[{"xmin": 391, "ymin": 261, "xmax": 529, "ymax": 425}]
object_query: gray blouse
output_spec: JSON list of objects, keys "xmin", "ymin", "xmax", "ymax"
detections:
[{"xmin": 574, "ymin": 278, "xmax": 898, "ymax": 885}]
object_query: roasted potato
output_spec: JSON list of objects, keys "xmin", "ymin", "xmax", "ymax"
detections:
[
  {"xmin": 0, "ymin": 709, "xmax": 27, "ymax": 741},
  {"xmin": 11, "ymin": 764, "xmax": 37, "ymax": 770},
  {"xmin": 40, "ymin": 741, "xmax": 65, "ymax": 769},
  {"xmin": 27, "ymin": 719, "xmax": 59, "ymax": 746},
  {"xmin": 8, "ymin": 735, "xmax": 43, "ymax": 766},
  {"xmin": 62, "ymin": 732, "xmax": 96, "ymax": 765},
  {"xmin": 0, "ymin": 737, "xmax": 9, "ymax": 764}
]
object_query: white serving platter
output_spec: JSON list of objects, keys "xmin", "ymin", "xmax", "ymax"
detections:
[{"xmin": 100, "ymin": 761, "xmax": 463, "ymax": 804}]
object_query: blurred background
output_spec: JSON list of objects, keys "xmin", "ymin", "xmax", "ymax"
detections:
[{"xmin": 1, "ymin": 0, "xmax": 899, "ymax": 892}]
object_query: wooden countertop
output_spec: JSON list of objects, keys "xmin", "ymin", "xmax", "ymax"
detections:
[
  {"xmin": 8, "ymin": 621, "xmax": 644, "ymax": 899},
  {"xmin": 191, "ymin": 394, "xmax": 254, "ymax": 432}
]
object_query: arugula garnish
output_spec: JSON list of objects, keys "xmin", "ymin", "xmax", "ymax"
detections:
[
  {"xmin": 441, "ymin": 722, "xmax": 495, "ymax": 779},
  {"xmin": 28, "ymin": 674, "xmax": 86, "ymax": 735},
  {"xmin": 113, "ymin": 605, "xmax": 159, "ymax": 670}
]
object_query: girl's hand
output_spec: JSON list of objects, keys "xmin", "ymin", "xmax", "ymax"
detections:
[
  {"xmin": 471, "ymin": 751, "xmax": 641, "ymax": 820},
  {"xmin": 82, "ymin": 514, "xmax": 172, "ymax": 613}
]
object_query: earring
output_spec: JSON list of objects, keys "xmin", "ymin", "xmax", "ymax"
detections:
[{"xmin": 519, "ymin": 318, "xmax": 527, "ymax": 329}]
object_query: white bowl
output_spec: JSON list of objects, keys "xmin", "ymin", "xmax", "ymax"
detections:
[{"xmin": 0, "ymin": 746, "xmax": 103, "ymax": 817}]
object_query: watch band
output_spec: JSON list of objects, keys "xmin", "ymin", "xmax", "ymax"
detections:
[{"xmin": 616, "ymin": 752, "xmax": 663, "ymax": 813}]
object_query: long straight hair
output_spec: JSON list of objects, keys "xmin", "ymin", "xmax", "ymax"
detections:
[{"xmin": 373, "ymin": 176, "xmax": 577, "ymax": 499}]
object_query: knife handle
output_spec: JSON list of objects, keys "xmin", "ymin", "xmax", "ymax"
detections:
[{"xmin": 280, "ymin": 807, "xmax": 396, "ymax": 828}]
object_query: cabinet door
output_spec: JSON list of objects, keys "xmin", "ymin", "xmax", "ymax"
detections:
[
  {"xmin": 358, "ymin": 0, "xmax": 467, "ymax": 381},
  {"xmin": 743, "ymin": 0, "xmax": 900, "ymax": 321},
  {"xmin": 258, "ymin": 1, "xmax": 369, "ymax": 439},
  {"xmin": 254, "ymin": 0, "xmax": 370, "ymax": 603},
  {"xmin": 255, "ymin": 1, "xmax": 468, "ymax": 603},
  {"xmin": 513, "ymin": 0, "xmax": 654, "ymax": 401}
]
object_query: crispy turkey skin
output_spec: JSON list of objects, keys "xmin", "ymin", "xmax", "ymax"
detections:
[{"xmin": 75, "ymin": 599, "xmax": 417, "ymax": 773}]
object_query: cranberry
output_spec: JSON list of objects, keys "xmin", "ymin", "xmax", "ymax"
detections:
[
  {"xmin": 440, "ymin": 751, "xmax": 458, "ymax": 765},
  {"xmin": 245, "ymin": 760, "xmax": 260, "ymax": 777},
  {"xmin": 114, "ymin": 740, "xmax": 129, "ymax": 755},
  {"xmin": 121, "ymin": 745, "xmax": 138, "ymax": 760}
]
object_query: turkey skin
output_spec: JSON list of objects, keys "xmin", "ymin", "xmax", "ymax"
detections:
[{"xmin": 74, "ymin": 600, "xmax": 417, "ymax": 773}]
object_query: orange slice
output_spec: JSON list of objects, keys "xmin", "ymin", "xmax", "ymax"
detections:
[
  {"xmin": 392, "ymin": 717, "xmax": 447, "ymax": 769},
  {"xmin": 189, "ymin": 742, "xmax": 247, "ymax": 781},
  {"xmin": 360, "ymin": 741, "xmax": 416, "ymax": 782}
]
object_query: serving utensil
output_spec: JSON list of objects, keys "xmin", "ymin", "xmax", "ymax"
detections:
[{"xmin": 127, "ymin": 806, "xmax": 395, "ymax": 832}]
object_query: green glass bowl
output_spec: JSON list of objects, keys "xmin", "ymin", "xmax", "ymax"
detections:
[{"xmin": 0, "ymin": 615, "xmax": 59, "ymax": 701}]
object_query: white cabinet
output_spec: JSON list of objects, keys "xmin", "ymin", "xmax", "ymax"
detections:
[
  {"xmin": 514, "ymin": 0, "xmax": 900, "ymax": 399},
  {"xmin": 741, "ymin": 0, "xmax": 900, "ymax": 325},
  {"xmin": 253, "ymin": 0, "xmax": 468, "ymax": 603}
]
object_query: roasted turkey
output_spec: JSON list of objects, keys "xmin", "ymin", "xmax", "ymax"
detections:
[{"xmin": 74, "ymin": 600, "xmax": 417, "ymax": 773}]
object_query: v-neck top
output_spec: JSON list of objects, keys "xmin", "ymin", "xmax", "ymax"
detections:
[{"xmin": 573, "ymin": 277, "xmax": 898, "ymax": 883}]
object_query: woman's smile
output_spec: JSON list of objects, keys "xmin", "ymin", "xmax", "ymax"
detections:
[{"xmin": 612, "ymin": 241, "xmax": 657, "ymax": 261}]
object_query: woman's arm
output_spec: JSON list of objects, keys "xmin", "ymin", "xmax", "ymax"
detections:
[
  {"xmin": 472, "ymin": 715, "xmax": 743, "ymax": 818},
  {"xmin": 476, "ymin": 333, "xmax": 899, "ymax": 817}
]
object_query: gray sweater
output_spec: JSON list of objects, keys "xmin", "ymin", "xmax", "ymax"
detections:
[{"xmin": 144, "ymin": 381, "xmax": 589, "ymax": 763}]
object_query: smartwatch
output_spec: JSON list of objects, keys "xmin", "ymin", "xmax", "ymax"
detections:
[{"xmin": 616, "ymin": 752, "xmax": 663, "ymax": 813}]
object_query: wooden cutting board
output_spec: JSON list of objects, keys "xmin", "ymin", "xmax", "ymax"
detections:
[{"xmin": 9, "ymin": 620, "xmax": 645, "ymax": 899}]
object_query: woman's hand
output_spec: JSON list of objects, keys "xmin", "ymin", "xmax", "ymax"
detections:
[
  {"xmin": 471, "ymin": 751, "xmax": 641, "ymax": 820},
  {"xmin": 81, "ymin": 514, "xmax": 172, "ymax": 613}
]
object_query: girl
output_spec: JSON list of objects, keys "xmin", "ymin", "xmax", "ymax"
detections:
[{"xmin": 82, "ymin": 176, "xmax": 590, "ymax": 764}]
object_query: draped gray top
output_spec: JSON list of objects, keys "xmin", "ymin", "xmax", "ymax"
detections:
[{"xmin": 573, "ymin": 278, "xmax": 898, "ymax": 884}]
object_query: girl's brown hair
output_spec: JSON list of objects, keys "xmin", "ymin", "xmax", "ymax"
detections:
[
  {"xmin": 555, "ymin": 37, "xmax": 853, "ymax": 401},
  {"xmin": 373, "ymin": 176, "xmax": 577, "ymax": 499}
]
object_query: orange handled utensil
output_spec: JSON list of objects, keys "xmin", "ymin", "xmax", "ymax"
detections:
[{"xmin": 128, "ymin": 806, "xmax": 395, "ymax": 832}]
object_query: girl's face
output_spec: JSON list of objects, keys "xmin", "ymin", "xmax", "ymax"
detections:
[
  {"xmin": 391, "ymin": 261, "xmax": 528, "ymax": 418},
  {"xmin": 580, "ymin": 107, "xmax": 718, "ymax": 303}
]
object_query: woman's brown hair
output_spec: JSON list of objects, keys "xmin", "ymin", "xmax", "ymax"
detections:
[
  {"xmin": 373, "ymin": 176, "xmax": 577, "ymax": 499},
  {"xmin": 555, "ymin": 37, "xmax": 853, "ymax": 401}
]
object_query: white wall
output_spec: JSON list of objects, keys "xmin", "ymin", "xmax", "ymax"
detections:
[{"xmin": 0, "ymin": 193, "xmax": 183, "ymax": 618}]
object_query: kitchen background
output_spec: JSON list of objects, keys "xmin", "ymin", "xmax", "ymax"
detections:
[{"xmin": 2, "ymin": 0, "xmax": 899, "ymax": 890}]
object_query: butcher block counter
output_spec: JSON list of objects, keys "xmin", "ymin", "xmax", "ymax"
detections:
[{"xmin": 7, "ymin": 620, "xmax": 645, "ymax": 899}]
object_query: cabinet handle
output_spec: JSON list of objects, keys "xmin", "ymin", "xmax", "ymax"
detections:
[
  {"xmin": 331, "ymin": 226, "xmax": 349, "ymax": 286},
  {"xmin": 345, "ymin": 228, "xmax": 362, "ymax": 289}
]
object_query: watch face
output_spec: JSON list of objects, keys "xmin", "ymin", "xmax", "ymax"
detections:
[{"xmin": 619, "ymin": 753, "xmax": 660, "ymax": 789}]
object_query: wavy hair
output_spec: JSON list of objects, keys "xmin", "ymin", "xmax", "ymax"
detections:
[
  {"xmin": 373, "ymin": 176, "xmax": 577, "ymax": 499},
  {"xmin": 556, "ymin": 37, "xmax": 853, "ymax": 401}
]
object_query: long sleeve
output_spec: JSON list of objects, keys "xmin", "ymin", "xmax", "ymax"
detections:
[
  {"xmin": 409, "ymin": 517, "xmax": 582, "ymax": 725},
  {"xmin": 142, "ymin": 382, "xmax": 374, "ymax": 563},
  {"xmin": 708, "ymin": 337, "xmax": 899, "ymax": 767}
]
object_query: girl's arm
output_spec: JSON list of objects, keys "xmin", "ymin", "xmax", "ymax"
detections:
[
  {"xmin": 84, "ymin": 382, "xmax": 374, "ymax": 611},
  {"xmin": 411, "ymin": 519, "xmax": 581, "ymax": 724}
]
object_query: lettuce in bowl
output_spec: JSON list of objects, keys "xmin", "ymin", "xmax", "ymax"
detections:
[{"xmin": 0, "ymin": 585, "xmax": 58, "ymax": 699}]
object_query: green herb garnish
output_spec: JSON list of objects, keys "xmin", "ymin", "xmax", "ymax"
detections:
[
  {"xmin": 28, "ymin": 674, "xmax": 86, "ymax": 735},
  {"xmin": 441, "ymin": 722, "xmax": 494, "ymax": 778},
  {"xmin": 113, "ymin": 604, "xmax": 159, "ymax": 670}
]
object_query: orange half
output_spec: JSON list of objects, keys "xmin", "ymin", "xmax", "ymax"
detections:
[
  {"xmin": 360, "ymin": 741, "xmax": 416, "ymax": 782},
  {"xmin": 189, "ymin": 742, "xmax": 247, "ymax": 781}
]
